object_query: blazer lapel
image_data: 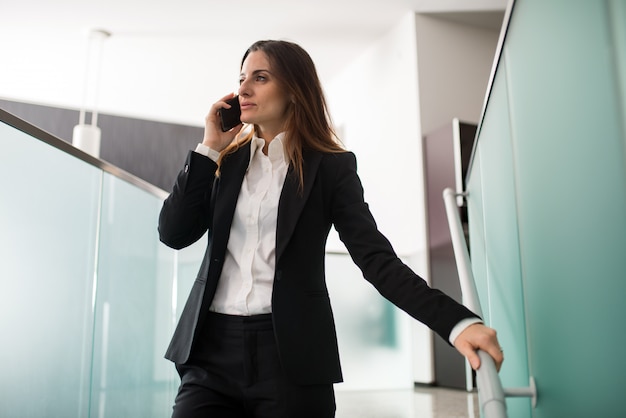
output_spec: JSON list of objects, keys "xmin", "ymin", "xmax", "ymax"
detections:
[
  {"xmin": 275, "ymin": 151, "xmax": 322, "ymax": 262},
  {"xmin": 210, "ymin": 143, "xmax": 250, "ymax": 262}
]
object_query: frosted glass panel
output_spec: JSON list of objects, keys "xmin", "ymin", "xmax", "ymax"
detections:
[
  {"xmin": 466, "ymin": 152, "xmax": 487, "ymax": 321},
  {"xmin": 468, "ymin": 0, "xmax": 626, "ymax": 416},
  {"xmin": 0, "ymin": 121, "xmax": 101, "ymax": 418},
  {"xmin": 326, "ymin": 253, "xmax": 413, "ymax": 391},
  {"xmin": 0, "ymin": 116, "xmax": 195, "ymax": 417},
  {"xmin": 89, "ymin": 173, "xmax": 175, "ymax": 418},
  {"xmin": 505, "ymin": 1, "xmax": 626, "ymax": 416},
  {"xmin": 470, "ymin": 57, "xmax": 531, "ymax": 417}
]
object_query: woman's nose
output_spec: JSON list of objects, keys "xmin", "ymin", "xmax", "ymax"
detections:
[{"xmin": 238, "ymin": 80, "xmax": 250, "ymax": 97}]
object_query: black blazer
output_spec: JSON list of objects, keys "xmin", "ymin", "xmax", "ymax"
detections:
[{"xmin": 158, "ymin": 143, "xmax": 478, "ymax": 385}]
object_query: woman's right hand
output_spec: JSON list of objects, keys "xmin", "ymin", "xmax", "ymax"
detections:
[{"xmin": 201, "ymin": 93, "xmax": 243, "ymax": 152}]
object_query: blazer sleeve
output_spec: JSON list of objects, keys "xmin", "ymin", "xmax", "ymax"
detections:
[
  {"xmin": 329, "ymin": 152, "xmax": 479, "ymax": 342},
  {"xmin": 158, "ymin": 150, "xmax": 218, "ymax": 250}
]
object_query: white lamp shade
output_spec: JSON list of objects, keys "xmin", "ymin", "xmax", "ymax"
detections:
[{"xmin": 72, "ymin": 124, "xmax": 101, "ymax": 158}]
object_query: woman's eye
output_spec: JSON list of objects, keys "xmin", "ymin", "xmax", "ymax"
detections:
[{"xmin": 239, "ymin": 73, "xmax": 267, "ymax": 84}]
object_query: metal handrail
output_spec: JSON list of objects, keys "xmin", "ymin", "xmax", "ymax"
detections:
[
  {"xmin": 442, "ymin": 188, "xmax": 537, "ymax": 417},
  {"xmin": 0, "ymin": 108, "xmax": 169, "ymax": 200}
]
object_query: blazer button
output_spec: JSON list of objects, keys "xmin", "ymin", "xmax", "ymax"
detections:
[{"xmin": 275, "ymin": 271, "xmax": 282, "ymax": 281}]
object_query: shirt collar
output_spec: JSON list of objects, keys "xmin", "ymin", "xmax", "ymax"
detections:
[{"xmin": 250, "ymin": 132, "xmax": 287, "ymax": 165}]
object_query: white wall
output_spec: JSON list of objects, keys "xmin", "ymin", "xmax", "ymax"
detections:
[
  {"xmin": 0, "ymin": 31, "xmax": 248, "ymax": 126},
  {"xmin": 325, "ymin": 13, "xmax": 435, "ymax": 385},
  {"xmin": 415, "ymin": 13, "xmax": 501, "ymax": 135},
  {"xmin": 326, "ymin": 13, "xmax": 426, "ymax": 257},
  {"xmin": 414, "ymin": 0, "xmax": 507, "ymax": 13}
]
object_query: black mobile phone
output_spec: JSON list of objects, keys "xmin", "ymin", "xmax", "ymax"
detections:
[{"xmin": 218, "ymin": 96, "xmax": 241, "ymax": 132}]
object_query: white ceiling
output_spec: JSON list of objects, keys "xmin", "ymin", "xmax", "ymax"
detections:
[{"xmin": 2, "ymin": 0, "xmax": 506, "ymax": 83}]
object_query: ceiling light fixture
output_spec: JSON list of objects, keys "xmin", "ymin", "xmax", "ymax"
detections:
[{"xmin": 72, "ymin": 28, "xmax": 111, "ymax": 158}]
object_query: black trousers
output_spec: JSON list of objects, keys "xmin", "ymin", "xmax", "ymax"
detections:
[{"xmin": 171, "ymin": 312, "xmax": 336, "ymax": 418}]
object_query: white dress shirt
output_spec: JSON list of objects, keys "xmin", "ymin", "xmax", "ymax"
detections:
[
  {"xmin": 196, "ymin": 134, "xmax": 288, "ymax": 315},
  {"xmin": 193, "ymin": 135, "xmax": 480, "ymax": 342}
]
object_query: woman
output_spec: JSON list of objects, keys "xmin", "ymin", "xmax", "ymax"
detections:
[{"xmin": 158, "ymin": 40, "xmax": 503, "ymax": 418}]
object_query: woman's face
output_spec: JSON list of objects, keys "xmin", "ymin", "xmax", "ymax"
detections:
[{"xmin": 238, "ymin": 50, "xmax": 291, "ymax": 139}]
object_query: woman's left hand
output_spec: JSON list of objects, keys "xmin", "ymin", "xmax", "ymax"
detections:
[{"xmin": 453, "ymin": 323, "xmax": 504, "ymax": 371}]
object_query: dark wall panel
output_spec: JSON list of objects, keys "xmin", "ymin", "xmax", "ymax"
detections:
[
  {"xmin": 423, "ymin": 119, "xmax": 477, "ymax": 390},
  {"xmin": 0, "ymin": 99, "xmax": 203, "ymax": 192}
]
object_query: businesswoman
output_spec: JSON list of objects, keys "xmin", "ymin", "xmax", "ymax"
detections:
[{"xmin": 158, "ymin": 40, "xmax": 503, "ymax": 418}]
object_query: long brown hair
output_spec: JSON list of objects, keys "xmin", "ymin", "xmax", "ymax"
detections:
[{"xmin": 218, "ymin": 40, "xmax": 345, "ymax": 189}]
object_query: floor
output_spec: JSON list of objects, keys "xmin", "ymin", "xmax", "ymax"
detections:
[{"xmin": 335, "ymin": 386, "xmax": 479, "ymax": 418}]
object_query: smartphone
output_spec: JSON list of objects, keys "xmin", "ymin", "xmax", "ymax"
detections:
[{"xmin": 218, "ymin": 96, "xmax": 242, "ymax": 132}]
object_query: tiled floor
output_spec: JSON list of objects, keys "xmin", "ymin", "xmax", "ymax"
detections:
[{"xmin": 335, "ymin": 386, "xmax": 479, "ymax": 418}]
